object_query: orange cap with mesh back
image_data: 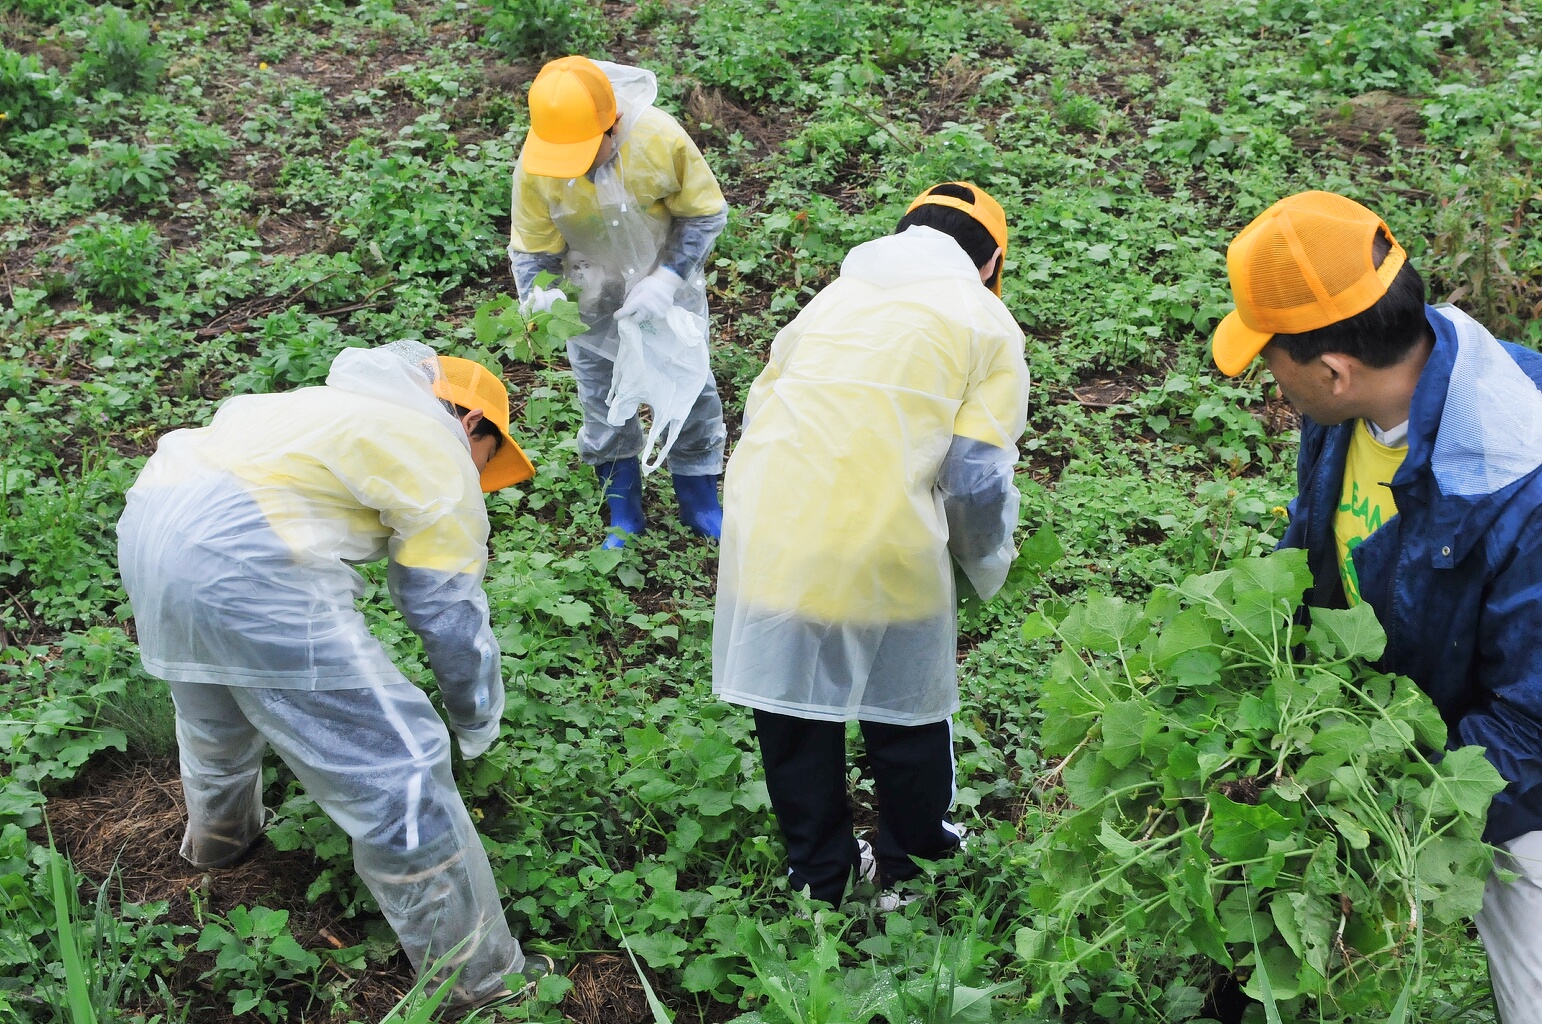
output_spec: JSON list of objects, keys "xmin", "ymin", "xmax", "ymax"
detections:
[
  {"xmin": 522, "ymin": 56, "xmax": 618, "ymax": 178},
  {"xmin": 906, "ymin": 182, "xmax": 1009, "ymax": 295},
  {"xmin": 1212, "ymin": 191, "xmax": 1408, "ymax": 376},
  {"xmin": 433, "ymin": 357, "xmax": 535, "ymax": 492}
]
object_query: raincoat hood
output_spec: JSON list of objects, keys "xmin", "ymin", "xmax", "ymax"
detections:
[
  {"xmin": 594, "ymin": 60, "xmax": 659, "ymax": 153},
  {"xmin": 326, "ymin": 340, "xmax": 471, "ymax": 455},
  {"xmin": 843, "ymin": 226, "xmax": 983, "ymax": 292}
]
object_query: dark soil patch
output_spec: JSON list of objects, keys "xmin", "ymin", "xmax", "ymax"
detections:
[
  {"xmin": 36, "ymin": 753, "xmax": 417, "ymax": 1024},
  {"xmin": 559, "ymin": 951, "xmax": 653, "ymax": 1024},
  {"xmin": 36, "ymin": 753, "xmax": 707, "ymax": 1023},
  {"xmin": 1309, "ymin": 90, "xmax": 1425, "ymax": 158}
]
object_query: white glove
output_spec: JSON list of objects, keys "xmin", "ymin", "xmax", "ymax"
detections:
[
  {"xmin": 519, "ymin": 285, "xmax": 565, "ymax": 316},
  {"xmin": 615, "ymin": 267, "xmax": 682, "ymax": 323}
]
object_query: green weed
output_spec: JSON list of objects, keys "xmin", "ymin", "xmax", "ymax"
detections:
[
  {"xmin": 72, "ymin": 6, "xmax": 166, "ymax": 97},
  {"xmin": 479, "ymin": 0, "xmax": 609, "ymax": 61}
]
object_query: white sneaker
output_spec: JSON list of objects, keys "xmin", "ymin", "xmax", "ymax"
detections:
[
  {"xmin": 872, "ymin": 828, "xmax": 968, "ymax": 912},
  {"xmin": 857, "ymin": 838, "xmax": 878, "ymax": 885}
]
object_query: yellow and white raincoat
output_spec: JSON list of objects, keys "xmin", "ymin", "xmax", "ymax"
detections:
[
  {"xmin": 117, "ymin": 342, "xmax": 522, "ymax": 1003},
  {"xmin": 508, "ymin": 61, "xmax": 728, "ymax": 474},
  {"xmin": 713, "ymin": 226, "xmax": 1031, "ymax": 725}
]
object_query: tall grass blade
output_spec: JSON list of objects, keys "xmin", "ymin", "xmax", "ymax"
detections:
[
  {"xmin": 48, "ymin": 846, "xmax": 99, "ymax": 1024},
  {"xmin": 610, "ymin": 904, "xmax": 674, "ymax": 1024}
]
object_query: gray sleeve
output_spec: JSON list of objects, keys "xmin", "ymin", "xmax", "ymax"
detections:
[
  {"xmin": 936, "ymin": 435, "xmax": 1021, "ymax": 599},
  {"xmin": 661, "ymin": 208, "xmax": 728, "ymax": 279},
  {"xmin": 388, "ymin": 564, "xmax": 504, "ymax": 745},
  {"xmin": 508, "ymin": 248, "xmax": 565, "ymax": 297}
]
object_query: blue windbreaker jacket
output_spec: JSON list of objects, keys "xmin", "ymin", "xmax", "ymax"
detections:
[{"xmin": 1279, "ymin": 305, "xmax": 1542, "ymax": 844}]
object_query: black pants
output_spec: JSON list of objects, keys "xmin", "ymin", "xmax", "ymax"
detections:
[{"xmin": 753, "ymin": 709, "xmax": 961, "ymax": 905}]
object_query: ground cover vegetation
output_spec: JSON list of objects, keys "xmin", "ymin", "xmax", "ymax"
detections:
[{"xmin": 1, "ymin": 0, "xmax": 1539, "ymax": 1020}]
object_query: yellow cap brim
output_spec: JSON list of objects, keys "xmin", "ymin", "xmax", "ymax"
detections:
[
  {"xmin": 1211, "ymin": 309, "xmax": 1274, "ymax": 377},
  {"xmin": 480, "ymin": 431, "xmax": 535, "ymax": 492},
  {"xmin": 521, "ymin": 131, "xmax": 604, "ymax": 179}
]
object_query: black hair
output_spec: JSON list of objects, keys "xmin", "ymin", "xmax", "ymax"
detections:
[
  {"xmin": 895, "ymin": 183, "xmax": 1002, "ymax": 292},
  {"xmin": 1266, "ymin": 230, "xmax": 1431, "ymax": 369},
  {"xmin": 450, "ymin": 403, "xmax": 504, "ymax": 452}
]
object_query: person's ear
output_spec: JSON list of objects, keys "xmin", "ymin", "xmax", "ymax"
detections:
[
  {"xmin": 1319, "ymin": 352, "xmax": 1357, "ymax": 396},
  {"xmin": 979, "ymin": 246, "xmax": 1003, "ymax": 284},
  {"xmin": 459, "ymin": 408, "xmax": 486, "ymax": 436}
]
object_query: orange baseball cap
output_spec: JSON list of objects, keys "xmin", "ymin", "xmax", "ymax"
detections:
[
  {"xmin": 1212, "ymin": 191, "xmax": 1408, "ymax": 376},
  {"xmin": 906, "ymin": 182, "xmax": 1009, "ymax": 295},
  {"xmin": 522, "ymin": 56, "xmax": 618, "ymax": 178},
  {"xmin": 434, "ymin": 357, "xmax": 535, "ymax": 492}
]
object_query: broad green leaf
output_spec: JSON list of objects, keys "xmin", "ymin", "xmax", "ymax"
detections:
[
  {"xmin": 1014, "ymin": 925, "xmax": 1045, "ymax": 962},
  {"xmin": 1218, "ymin": 887, "xmax": 1273, "ymax": 946},
  {"xmin": 624, "ymin": 930, "xmax": 689, "ymax": 970},
  {"xmin": 1208, "ymin": 794, "xmax": 1294, "ymax": 862},
  {"xmin": 1415, "ymin": 835, "xmax": 1494, "ymax": 923},
  {"xmin": 1168, "ymin": 649, "xmax": 1222, "ymax": 689},
  {"xmin": 682, "ymin": 954, "xmax": 735, "ymax": 993},
  {"xmin": 1425, "ymin": 745, "xmax": 1507, "ymax": 818},
  {"xmin": 1178, "ymin": 832, "xmax": 1232, "ymax": 967},
  {"xmin": 1231, "ymin": 550, "xmax": 1312, "ymax": 606},
  {"xmin": 1153, "ymin": 608, "xmax": 1218, "ymax": 666},
  {"xmin": 1301, "ymin": 837, "xmax": 1340, "ymax": 896},
  {"xmin": 1019, "ymin": 524, "xmax": 1064, "ymax": 572},
  {"xmin": 1167, "ymin": 742, "xmax": 1202, "ymax": 780},
  {"xmin": 1309, "ymin": 721, "xmax": 1369, "ymax": 763},
  {"xmin": 1021, "ymin": 610, "xmax": 1056, "ymax": 642},
  {"xmin": 1236, "ymin": 693, "xmax": 1278, "ymax": 734},
  {"xmin": 1099, "ymin": 700, "xmax": 1151, "ymax": 769},
  {"xmin": 1062, "ymin": 594, "xmax": 1148, "ymax": 653},
  {"xmin": 1271, "ymin": 893, "xmax": 1334, "ymax": 978},
  {"xmin": 1243, "ymin": 940, "xmax": 1304, "ymax": 1004},
  {"xmin": 1321, "ymin": 805, "xmax": 1371, "ymax": 850},
  {"xmin": 1096, "ymin": 819, "xmax": 1141, "ymax": 860},
  {"xmin": 1306, "ymin": 603, "xmax": 1387, "ymax": 662}
]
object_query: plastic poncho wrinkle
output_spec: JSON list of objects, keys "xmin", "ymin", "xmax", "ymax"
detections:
[
  {"xmin": 170, "ymin": 679, "xmax": 522, "ymax": 1002},
  {"xmin": 120, "ymin": 343, "xmax": 500, "ymax": 699},
  {"xmin": 509, "ymin": 63, "xmax": 724, "ymax": 361},
  {"xmin": 714, "ymin": 227, "xmax": 1030, "ymax": 726}
]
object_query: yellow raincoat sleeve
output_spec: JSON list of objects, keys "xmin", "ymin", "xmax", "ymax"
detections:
[
  {"xmin": 661, "ymin": 119, "xmax": 726, "ymax": 218},
  {"xmin": 509, "ymin": 159, "xmax": 567, "ymax": 255},
  {"xmin": 327, "ymin": 426, "xmax": 503, "ymax": 744},
  {"xmin": 953, "ymin": 320, "xmax": 1030, "ymax": 449}
]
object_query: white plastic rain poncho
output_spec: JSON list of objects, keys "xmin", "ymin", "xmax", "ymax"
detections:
[
  {"xmin": 117, "ymin": 341, "xmax": 523, "ymax": 1003},
  {"xmin": 713, "ymin": 226, "xmax": 1031, "ymax": 725},
  {"xmin": 508, "ymin": 61, "xmax": 728, "ymax": 475},
  {"xmin": 118, "ymin": 341, "xmax": 501, "ymax": 741}
]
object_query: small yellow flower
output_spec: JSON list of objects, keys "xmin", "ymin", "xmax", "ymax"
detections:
[
  {"xmin": 258, "ymin": 61, "xmax": 269, "ymax": 70},
  {"xmin": 1271, "ymin": 505, "xmax": 1289, "ymax": 518},
  {"xmin": 0, "ymin": 112, "xmax": 8, "ymax": 120}
]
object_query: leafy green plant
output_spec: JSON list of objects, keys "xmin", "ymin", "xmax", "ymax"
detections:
[
  {"xmin": 470, "ymin": 280, "xmax": 588, "ymax": 365},
  {"xmin": 335, "ymin": 137, "xmax": 507, "ymax": 283},
  {"xmin": 479, "ymin": 0, "xmax": 609, "ymax": 61},
  {"xmin": 196, "ymin": 905, "xmax": 323, "ymax": 1021},
  {"xmin": 1015, "ymin": 549, "xmax": 1505, "ymax": 1020},
  {"xmin": 223, "ymin": 308, "xmax": 360, "ymax": 394},
  {"xmin": 71, "ymin": 6, "xmax": 166, "ymax": 96},
  {"xmin": 66, "ymin": 141, "xmax": 179, "ymax": 207},
  {"xmin": 0, "ymin": 833, "xmax": 191, "ymax": 1024},
  {"xmin": 55, "ymin": 215, "xmax": 163, "ymax": 304},
  {"xmin": 1428, "ymin": 134, "xmax": 1542, "ymax": 347},
  {"xmin": 0, "ymin": 48, "xmax": 73, "ymax": 131}
]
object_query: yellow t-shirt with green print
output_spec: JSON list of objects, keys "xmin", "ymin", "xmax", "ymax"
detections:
[{"xmin": 1335, "ymin": 419, "xmax": 1408, "ymax": 606}]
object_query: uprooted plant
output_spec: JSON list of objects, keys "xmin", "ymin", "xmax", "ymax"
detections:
[{"xmin": 1015, "ymin": 549, "xmax": 1505, "ymax": 1021}]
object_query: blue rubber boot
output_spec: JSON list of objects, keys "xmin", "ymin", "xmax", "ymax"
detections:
[
  {"xmin": 673, "ymin": 473, "xmax": 723, "ymax": 540},
  {"xmin": 596, "ymin": 458, "xmax": 645, "ymax": 549}
]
